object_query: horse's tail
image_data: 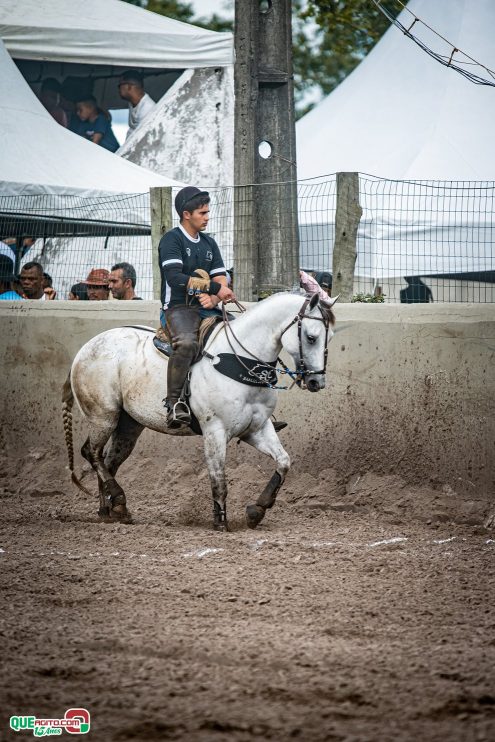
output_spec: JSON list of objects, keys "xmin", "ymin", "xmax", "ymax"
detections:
[{"xmin": 62, "ymin": 372, "xmax": 92, "ymax": 496}]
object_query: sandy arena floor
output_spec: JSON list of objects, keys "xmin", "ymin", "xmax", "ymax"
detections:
[{"xmin": 0, "ymin": 439, "xmax": 494, "ymax": 742}]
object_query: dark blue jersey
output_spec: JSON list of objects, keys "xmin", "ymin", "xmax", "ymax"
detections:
[{"xmin": 158, "ymin": 226, "xmax": 226, "ymax": 310}]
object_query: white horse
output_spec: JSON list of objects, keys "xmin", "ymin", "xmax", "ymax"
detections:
[{"xmin": 63, "ymin": 292, "xmax": 336, "ymax": 531}]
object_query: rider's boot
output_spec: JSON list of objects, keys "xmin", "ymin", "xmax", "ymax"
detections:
[{"xmin": 164, "ymin": 306, "xmax": 201, "ymax": 430}]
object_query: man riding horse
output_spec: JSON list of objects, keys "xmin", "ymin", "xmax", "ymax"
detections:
[{"xmin": 159, "ymin": 187, "xmax": 235, "ymax": 429}]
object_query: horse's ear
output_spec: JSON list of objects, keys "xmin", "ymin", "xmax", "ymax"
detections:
[
  {"xmin": 325, "ymin": 294, "xmax": 339, "ymax": 308},
  {"xmin": 309, "ymin": 292, "xmax": 319, "ymax": 310}
]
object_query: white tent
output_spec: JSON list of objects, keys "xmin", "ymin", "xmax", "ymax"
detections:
[
  {"xmin": 0, "ymin": 0, "xmax": 233, "ymax": 69},
  {"xmin": 0, "ymin": 40, "xmax": 182, "ymax": 200},
  {"xmin": 297, "ymin": 0, "xmax": 495, "ymax": 180}
]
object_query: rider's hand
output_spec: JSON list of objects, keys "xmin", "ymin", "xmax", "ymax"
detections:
[
  {"xmin": 216, "ymin": 285, "xmax": 235, "ymax": 303},
  {"xmin": 199, "ymin": 293, "xmax": 216, "ymax": 309}
]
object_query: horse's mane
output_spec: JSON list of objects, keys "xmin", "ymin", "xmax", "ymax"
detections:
[
  {"xmin": 316, "ymin": 299, "xmax": 336, "ymax": 326},
  {"xmin": 245, "ymin": 290, "xmax": 336, "ymax": 326}
]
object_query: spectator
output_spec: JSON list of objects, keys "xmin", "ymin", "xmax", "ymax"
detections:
[
  {"xmin": 83, "ymin": 269, "xmax": 110, "ymax": 300},
  {"xmin": 39, "ymin": 78, "xmax": 68, "ymax": 128},
  {"xmin": 20, "ymin": 262, "xmax": 56, "ymax": 300},
  {"xmin": 72, "ymin": 96, "xmax": 120, "ymax": 153},
  {"xmin": 43, "ymin": 272, "xmax": 53, "ymax": 290},
  {"xmin": 400, "ymin": 276, "xmax": 433, "ymax": 303},
  {"xmin": 314, "ymin": 271, "xmax": 332, "ymax": 295},
  {"xmin": 118, "ymin": 70, "xmax": 156, "ymax": 139},
  {"xmin": 0, "ymin": 255, "xmax": 23, "ymax": 300},
  {"xmin": 68, "ymin": 282, "xmax": 89, "ymax": 301},
  {"xmin": 108, "ymin": 262, "xmax": 142, "ymax": 300}
]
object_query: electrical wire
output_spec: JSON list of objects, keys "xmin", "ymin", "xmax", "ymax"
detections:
[{"xmin": 371, "ymin": 0, "xmax": 495, "ymax": 87}]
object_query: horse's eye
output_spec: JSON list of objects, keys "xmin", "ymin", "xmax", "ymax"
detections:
[{"xmin": 307, "ymin": 335, "xmax": 316, "ymax": 344}]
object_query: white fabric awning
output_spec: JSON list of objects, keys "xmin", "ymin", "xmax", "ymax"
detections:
[
  {"xmin": 0, "ymin": 0, "xmax": 234, "ymax": 69},
  {"xmin": 0, "ymin": 40, "xmax": 183, "ymax": 201}
]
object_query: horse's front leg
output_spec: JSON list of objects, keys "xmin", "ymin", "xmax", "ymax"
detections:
[
  {"xmin": 203, "ymin": 425, "xmax": 229, "ymax": 532},
  {"xmin": 241, "ymin": 421, "xmax": 291, "ymax": 529}
]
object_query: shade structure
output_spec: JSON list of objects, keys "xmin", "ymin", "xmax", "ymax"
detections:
[
  {"xmin": 296, "ymin": 0, "xmax": 495, "ymax": 181},
  {"xmin": 0, "ymin": 0, "xmax": 233, "ymax": 69},
  {"xmin": 0, "ymin": 40, "xmax": 183, "ymax": 211}
]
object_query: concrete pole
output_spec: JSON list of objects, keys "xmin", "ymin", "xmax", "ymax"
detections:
[
  {"xmin": 150, "ymin": 187, "xmax": 172, "ymax": 301},
  {"xmin": 332, "ymin": 173, "xmax": 362, "ymax": 302},
  {"xmin": 234, "ymin": 0, "xmax": 299, "ymax": 301}
]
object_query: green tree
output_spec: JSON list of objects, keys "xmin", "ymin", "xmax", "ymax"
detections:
[{"xmin": 293, "ymin": 0, "xmax": 396, "ymax": 116}]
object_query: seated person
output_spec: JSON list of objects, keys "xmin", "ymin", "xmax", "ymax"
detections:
[
  {"xmin": 39, "ymin": 78, "xmax": 68, "ymax": 127},
  {"xmin": 0, "ymin": 255, "xmax": 23, "ymax": 300},
  {"xmin": 83, "ymin": 269, "xmax": 110, "ymax": 300},
  {"xmin": 72, "ymin": 96, "xmax": 120, "ymax": 153},
  {"xmin": 68, "ymin": 282, "xmax": 89, "ymax": 301},
  {"xmin": 118, "ymin": 70, "xmax": 156, "ymax": 138}
]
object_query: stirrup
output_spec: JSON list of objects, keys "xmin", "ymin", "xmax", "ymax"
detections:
[{"xmin": 166, "ymin": 399, "xmax": 191, "ymax": 429}]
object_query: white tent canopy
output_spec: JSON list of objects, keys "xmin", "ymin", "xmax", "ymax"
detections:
[
  {"xmin": 297, "ymin": 0, "xmax": 495, "ymax": 181},
  {"xmin": 0, "ymin": 0, "xmax": 233, "ymax": 69},
  {"xmin": 0, "ymin": 40, "xmax": 181, "ymax": 200}
]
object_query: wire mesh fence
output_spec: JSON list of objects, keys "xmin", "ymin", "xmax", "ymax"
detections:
[{"xmin": 1, "ymin": 175, "xmax": 494, "ymax": 302}]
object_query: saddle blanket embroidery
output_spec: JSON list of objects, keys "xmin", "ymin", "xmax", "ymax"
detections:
[{"xmin": 209, "ymin": 353, "xmax": 278, "ymax": 387}]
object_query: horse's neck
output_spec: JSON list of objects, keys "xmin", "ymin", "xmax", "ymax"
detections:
[{"xmin": 211, "ymin": 296, "xmax": 300, "ymax": 360}]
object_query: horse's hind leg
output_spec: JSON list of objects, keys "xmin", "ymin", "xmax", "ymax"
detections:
[
  {"xmin": 241, "ymin": 421, "xmax": 291, "ymax": 529},
  {"xmin": 102, "ymin": 411, "xmax": 144, "ymax": 521},
  {"xmin": 79, "ymin": 414, "xmax": 135, "ymax": 522}
]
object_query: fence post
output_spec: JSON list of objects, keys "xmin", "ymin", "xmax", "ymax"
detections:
[
  {"xmin": 332, "ymin": 173, "xmax": 362, "ymax": 302},
  {"xmin": 150, "ymin": 187, "xmax": 172, "ymax": 301}
]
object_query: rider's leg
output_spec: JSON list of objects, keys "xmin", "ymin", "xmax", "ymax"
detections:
[{"xmin": 165, "ymin": 305, "xmax": 201, "ymax": 428}]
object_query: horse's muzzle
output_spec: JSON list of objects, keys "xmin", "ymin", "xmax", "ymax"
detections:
[{"xmin": 306, "ymin": 375, "xmax": 325, "ymax": 393}]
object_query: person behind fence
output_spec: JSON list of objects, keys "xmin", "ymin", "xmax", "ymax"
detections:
[
  {"xmin": 108, "ymin": 262, "xmax": 142, "ymax": 300},
  {"xmin": 400, "ymin": 276, "xmax": 433, "ymax": 303},
  {"xmin": 299, "ymin": 270, "xmax": 332, "ymax": 301},
  {"xmin": 118, "ymin": 70, "xmax": 156, "ymax": 139},
  {"xmin": 72, "ymin": 95, "xmax": 120, "ymax": 153},
  {"xmin": 68, "ymin": 282, "xmax": 89, "ymax": 301},
  {"xmin": 83, "ymin": 269, "xmax": 110, "ymax": 300},
  {"xmin": 159, "ymin": 186, "xmax": 235, "ymax": 429},
  {"xmin": 20, "ymin": 262, "xmax": 56, "ymax": 300},
  {"xmin": 0, "ymin": 255, "xmax": 23, "ymax": 300}
]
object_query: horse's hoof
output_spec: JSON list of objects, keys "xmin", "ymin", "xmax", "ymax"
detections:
[
  {"xmin": 213, "ymin": 521, "xmax": 230, "ymax": 532},
  {"xmin": 246, "ymin": 504, "xmax": 265, "ymax": 529},
  {"xmin": 98, "ymin": 506, "xmax": 110, "ymax": 520},
  {"xmin": 109, "ymin": 505, "xmax": 132, "ymax": 523}
]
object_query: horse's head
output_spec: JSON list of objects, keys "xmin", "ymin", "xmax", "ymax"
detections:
[{"xmin": 281, "ymin": 292, "xmax": 337, "ymax": 392}]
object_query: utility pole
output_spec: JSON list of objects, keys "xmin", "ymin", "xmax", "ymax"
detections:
[{"xmin": 234, "ymin": 0, "xmax": 299, "ymax": 301}]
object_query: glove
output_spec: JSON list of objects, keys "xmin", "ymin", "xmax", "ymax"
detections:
[{"xmin": 187, "ymin": 269, "xmax": 210, "ymax": 292}]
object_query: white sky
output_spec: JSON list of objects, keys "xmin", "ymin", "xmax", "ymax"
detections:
[{"xmin": 191, "ymin": 0, "xmax": 234, "ymax": 20}]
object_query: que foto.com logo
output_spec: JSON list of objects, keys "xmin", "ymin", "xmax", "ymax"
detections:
[{"xmin": 10, "ymin": 708, "xmax": 90, "ymax": 736}]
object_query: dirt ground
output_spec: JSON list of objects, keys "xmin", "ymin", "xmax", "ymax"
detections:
[{"xmin": 0, "ymin": 435, "xmax": 494, "ymax": 742}]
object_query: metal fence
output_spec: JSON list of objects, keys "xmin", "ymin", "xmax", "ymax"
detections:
[{"xmin": 2, "ymin": 175, "xmax": 494, "ymax": 302}]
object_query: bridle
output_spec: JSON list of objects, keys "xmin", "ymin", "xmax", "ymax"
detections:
[
  {"xmin": 212, "ymin": 296, "xmax": 332, "ymax": 390},
  {"xmin": 279, "ymin": 297, "xmax": 332, "ymax": 383}
]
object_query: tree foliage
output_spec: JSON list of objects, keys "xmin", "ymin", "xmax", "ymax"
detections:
[{"xmin": 122, "ymin": 0, "xmax": 396, "ymax": 116}]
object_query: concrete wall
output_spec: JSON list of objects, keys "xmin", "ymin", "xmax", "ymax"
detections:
[{"xmin": 1, "ymin": 301, "xmax": 493, "ymax": 500}]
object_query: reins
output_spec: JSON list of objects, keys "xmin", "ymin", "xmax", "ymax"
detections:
[{"xmin": 203, "ymin": 296, "xmax": 331, "ymax": 390}]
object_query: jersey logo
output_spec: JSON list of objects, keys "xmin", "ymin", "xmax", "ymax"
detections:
[
  {"xmin": 186, "ymin": 247, "xmax": 191, "ymax": 257},
  {"xmin": 206, "ymin": 250, "xmax": 213, "ymax": 261}
]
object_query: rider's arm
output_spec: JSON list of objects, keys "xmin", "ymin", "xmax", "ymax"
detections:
[{"xmin": 158, "ymin": 231, "xmax": 192, "ymax": 298}]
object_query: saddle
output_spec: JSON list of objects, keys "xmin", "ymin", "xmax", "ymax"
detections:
[{"xmin": 152, "ymin": 314, "xmax": 223, "ymax": 360}]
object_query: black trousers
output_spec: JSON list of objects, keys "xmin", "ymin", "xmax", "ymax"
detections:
[{"xmin": 165, "ymin": 305, "xmax": 202, "ymax": 401}]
